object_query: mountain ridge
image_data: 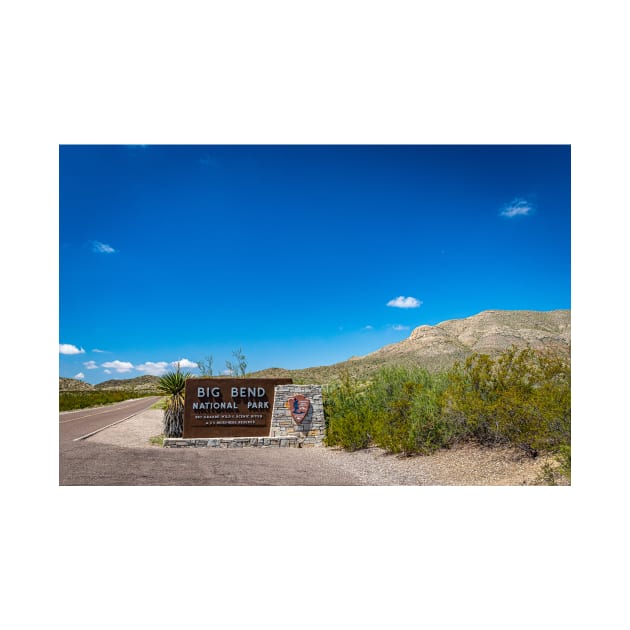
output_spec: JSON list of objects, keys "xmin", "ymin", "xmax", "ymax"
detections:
[
  {"xmin": 365, "ymin": 309, "xmax": 569, "ymax": 360},
  {"xmin": 250, "ymin": 308, "xmax": 570, "ymax": 382},
  {"xmin": 59, "ymin": 309, "xmax": 570, "ymax": 389}
]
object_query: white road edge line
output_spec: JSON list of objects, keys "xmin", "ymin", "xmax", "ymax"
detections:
[{"xmin": 73, "ymin": 409, "xmax": 146, "ymax": 442}]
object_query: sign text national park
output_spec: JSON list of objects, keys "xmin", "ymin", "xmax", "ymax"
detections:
[{"xmin": 183, "ymin": 377, "xmax": 293, "ymax": 438}]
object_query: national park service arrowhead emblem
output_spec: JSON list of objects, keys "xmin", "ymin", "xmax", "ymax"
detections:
[{"xmin": 286, "ymin": 394, "xmax": 310, "ymax": 424}]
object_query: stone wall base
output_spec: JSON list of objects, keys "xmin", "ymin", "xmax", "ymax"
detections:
[{"xmin": 163, "ymin": 436, "xmax": 320, "ymax": 449}]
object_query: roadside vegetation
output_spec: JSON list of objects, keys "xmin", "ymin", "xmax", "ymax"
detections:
[
  {"xmin": 148, "ymin": 434, "xmax": 165, "ymax": 447},
  {"xmin": 59, "ymin": 390, "xmax": 159, "ymax": 411},
  {"xmin": 158, "ymin": 366, "xmax": 191, "ymax": 437},
  {"xmin": 323, "ymin": 347, "xmax": 570, "ymax": 483},
  {"xmin": 150, "ymin": 397, "xmax": 168, "ymax": 410}
]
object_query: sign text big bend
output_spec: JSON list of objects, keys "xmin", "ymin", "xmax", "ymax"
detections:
[{"xmin": 183, "ymin": 378, "xmax": 292, "ymax": 438}]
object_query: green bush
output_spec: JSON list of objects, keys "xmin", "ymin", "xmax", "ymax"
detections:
[
  {"xmin": 59, "ymin": 390, "xmax": 158, "ymax": 411},
  {"xmin": 323, "ymin": 347, "xmax": 570, "ymax": 465},
  {"xmin": 324, "ymin": 370, "xmax": 372, "ymax": 450},
  {"xmin": 557, "ymin": 444, "xmax": 571, "ymax": 478},
  {"xmin": 538, "ymin": 445, "xmax": 571, "ymax": 485},
  {"xmin": 443, "ymin": 347, "xmax": 571, "ymax": 457},
  {"xmin": 324, "ymin": 366, "xmax": 452, "ymax": 455},
  {"xmin": 367, "ymin": 367, "xmax": 451, "ymax": 455}
]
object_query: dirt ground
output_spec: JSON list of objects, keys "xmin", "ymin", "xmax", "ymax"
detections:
[{"xmin": 55, "ymin": 408, "xmax": 569, "ymax": 486}]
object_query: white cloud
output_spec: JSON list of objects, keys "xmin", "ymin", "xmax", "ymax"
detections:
[
  {"xmin": 101, "ymin": 360, "xmax": 134, "ymax": 373},
  {"xmin": 83, "ymin": 360, "xmax": 98, "ymax": 369},
  {"xmin": 392, "ymin": 324, "xmax": 410, "ymax": 331},
  {"xmin": 363, "ymin": 325, "xmax": 374, "ymax": 330},
  {"xmin": 92, "ymin": 240, "xmax": 116, "ymax": 254},
  {"xmin": 92, "ymin": 348, "xmax": 108, "ymax": 353},
  {"xmin": 387, "ymin": 296, "xmax": 422, "ymax": 309},
  {"xmin": 74, "ymin": 372, "xmax": 85, "ymax": 379},
  {"xmin": 104, "ymin": 369, "xmax": 112, "ymax": 374},
  {"xmin": 171, "ymin": 358, "xmax": 198, "ymax": 369},
  {"xmin": 135, "ymin": 361, "xmax": 169, "ymax": 376},
  {"xmin": 60, "ymin": 343, "xmax": 85, "ymax": 355},
  {"xmin": 500, "ymin": 198, "xmax": 534, "ymax": 218}
]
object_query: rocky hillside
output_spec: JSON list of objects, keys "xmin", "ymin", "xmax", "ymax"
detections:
[
  {"xmin": 94, "ymin": 375, "xmax": 161, "ymax": 392},
  {"xmin": 251, "ymin": 309, "xmax": 570, "ymax": 383},
  {"xmin": 363, "ymin": 309, "xmax": 570, "ymax": 365},
  {"xmin": 59, "ymin": 377, "xmax": 95, "ymax": 391},
  {"xmin": 59, "ymin": 375, "xmax": 161, "ymax": 392}
]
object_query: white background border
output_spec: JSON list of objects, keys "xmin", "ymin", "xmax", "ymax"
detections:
[{"xmin": 2, "ymin": 1, "xmax": 627, "ymax": 628}]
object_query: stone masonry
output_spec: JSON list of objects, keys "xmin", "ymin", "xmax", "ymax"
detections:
[
  {"xmin": 163, "ymin": 384, "xmax": 325, "ymax": 448},
  {"xmin": 269, "ymin": 384, "xmax": 325, "ymax": 447}
]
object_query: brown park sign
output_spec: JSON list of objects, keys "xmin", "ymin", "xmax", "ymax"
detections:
[{"xmin": 183, "ymin": 377, "xmax": 293, "ymax": 438}]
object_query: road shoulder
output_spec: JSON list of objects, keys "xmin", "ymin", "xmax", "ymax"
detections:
[{"xmin": 86, "ymin": 408, "xmax": 163, "ymax": 448}]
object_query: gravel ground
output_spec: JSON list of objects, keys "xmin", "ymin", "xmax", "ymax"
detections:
[
  {"xmin": 87, "ymin": 407, "xmax": 164, "ymax": 448},
  {"xmin": 84, "ymin": 408, "xmax": 559, "ymax": 485}
]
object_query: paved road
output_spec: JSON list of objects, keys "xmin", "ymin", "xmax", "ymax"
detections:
[
  {"xmin": 59, "ymin": 397, "xmax": 161, "ymax": 446},
  {"xmin": 59, "ymin": 396, "xmax": 359, "ymax": 485}
]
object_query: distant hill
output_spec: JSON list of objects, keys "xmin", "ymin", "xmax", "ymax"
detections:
[
  {"xmin": 59, "ymin": 375, "xmax": 161, "ymax": 392},
  {"xmin": 94, "ymin": 375, "xmax": 161, "ymax": 392},
  {"xmin": 250, "ymin": 309, "xmax": 570, "ymax": 383},
  {"xmin": 59, "ymin": 377, "xmax": 94, "ymax": 391}
]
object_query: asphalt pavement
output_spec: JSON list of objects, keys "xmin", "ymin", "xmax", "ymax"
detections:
[
  {"xmin": 59, "ymin": 396, "xmax": 161, "ymax": 446},
  {"xmin": 59, "ymin": 396, "xmax": 358, "ymax": 485}
]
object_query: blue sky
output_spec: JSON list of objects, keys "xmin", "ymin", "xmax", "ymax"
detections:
[{"xmin": 59, "ymin": 145, "xmax": 570, "ymax": 383}]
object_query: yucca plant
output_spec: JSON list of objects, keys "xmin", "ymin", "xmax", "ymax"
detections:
[{"xmin": 157, "ymin": 366, "xmax": 191, "ymax": 437}]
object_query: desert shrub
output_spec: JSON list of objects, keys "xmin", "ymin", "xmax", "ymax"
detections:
[
  {"xmin": 367, "ymin": 367, "xmax": 452, "ymax": 455},
  {"xmin": 323, "ymin": 348, "xmax": 570, "ymax": 461},
  {"xmin": 323, "ymin": 370, "xmax": 372, "ymax": 450},
  {"xmin": 324, "ymin": 366, "xmax": 453, "ymax": 455},
  {"xmin": 59, "ymin": 390, "xmax": 157, "ymax": 411},
  {"xmin": 444, "ymin": 347, "xmax": 570, "ymax": 457},
  {"xmin": 442, "ymin": 353, "xmax": 502, "ymax": 444},
  {"xmin": 556, "ymin": 444, "xmax": 571, "ymax": 480},
  {"xmin": 538, "ymin": 445, "xmax": 571, "ymax": 485}
]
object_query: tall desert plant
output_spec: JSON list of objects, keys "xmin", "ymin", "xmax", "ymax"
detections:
[
  {"xmin": 158, "ymin": 366, "xmax": 191, "ymax": 437},
  {"xmin": 197, "ymin": 355, "xmax": 214, "ymax": 376},
  {"xmin": 225, "ymin": 347, "xmax": 248, "ymax": 377}
]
